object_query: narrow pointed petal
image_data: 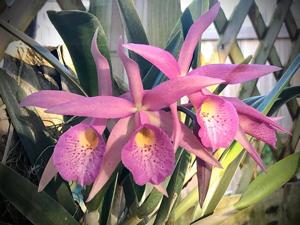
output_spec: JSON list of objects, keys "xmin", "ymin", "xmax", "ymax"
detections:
[
  {"xmin": 179, "ymin": 121, "xmax": 221, "ymax": 168},
  {"xmin": 46, "ymin": 96, "xmax": 135, "ymax": 118},
  {"xmin": 178, "ymin": 2, "xmax": 220, "ymax": 74},
  {"xmin": 38, "ymin": 155, "xmax": 57, "ymax": 192},
  {"xmin": 225, "ymin": 97, "xmax": 288, "ymax": 133},
  {"xmin": 196, "ymin": 158, "xmax": 211, "ymax": 206},
  {"xmin": 119, "ymin": 42, "xmax": 144, "ymax": 105},
  {"xmin": 124, "ymin": 43, "xmax": 180, "ymax": 79},
  {"xmin": 239, "ymin": 114, "xmax": 277, "ymax": 148},
  {"xmin": 91, "ymin": 28, "xmax": 112, "ymax": 96},
  {"xmin": 153, "ymin": 184, "xmax": 168, "ymax": 197},
  {"xmin": 87, "ymin": 116, "xmax": 136, "ymax": 201},
  {"xmin": 122, "ymin": 124, "xmax": 175, "ymax": 185},
  {"xmin": 188, "ymin": 64, "xmax": 281, "ymax": 84},
  {"xmin": 170, "ymin": 103, "xmax": 181, "ymax": 150},
  {"xmin": 196, "ymin": 95, "xmax": 239, "ymax": 149},
  {"xmin": 145, "ymin": 110, "xmax": 221, "ymax": 168},
  {"xmin": 143, "ymin": 76, "xmax": 224, "ymax": 110},
  {"xmin": 20, "ymin": 90, "xmax": 84, "ymax": 109},
  {"xmin": 53, "ymin": 123, "xmax": 105, "ymax": 186},
  {"xmin": 235, "ymin": 128, "xmax": 266, "ymax": 171}
]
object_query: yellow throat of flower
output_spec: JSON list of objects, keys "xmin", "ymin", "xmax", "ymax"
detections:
[
  {"xmin": 79, "ymin": 127, "xmax": 99, "ymax": 149},
  {"xmin": 135, "ymin": 128, "xmax": 155, "ymax": 147},
  {"xmin": 201, "ymin": 99, "xmax": 216, "ymax": 114}
]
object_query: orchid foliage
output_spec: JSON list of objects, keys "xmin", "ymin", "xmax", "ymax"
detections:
[{"xmin": 7, "ymin": 1, "xmax": 298, "ymax": 224}]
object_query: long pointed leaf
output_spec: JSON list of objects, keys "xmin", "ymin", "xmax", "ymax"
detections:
[
  {"xmin": 235, "ymin": 152, "xmax": 300, "ymax": 209},
  {"xmin": 0, "ymin": 164, "xmax": 80, "ymax": 225},
  {"xmin": 117, "ymin": 0, "xmax": 151, "ymax": 78},
  {"xmin": 0, "ymin": 19, "xmax": 86, "ymax": 96}
]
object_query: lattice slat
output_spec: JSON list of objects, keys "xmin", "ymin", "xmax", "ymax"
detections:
[{"xmin": 217, "ymin": 0, "xmax": 254, "ymax": 63}]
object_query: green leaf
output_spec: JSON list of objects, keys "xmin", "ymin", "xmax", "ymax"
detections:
[
  {"xmin": 99, "ymin": 173, "xmax": 119, "ymax": 225},
  {"xmin": 117, "ymin": 0, "xmax": 151, "ymax": 77},
  {"xmin": 154, "ymin": 150, "xmax": 191, "ymax": 225},
  {"xmin": 0, "ymin": 69, "xmax": 53, "ymax": 164},
  {"xmin": 235, "ymin": 152, "xmax": 300, "ymax": 209},
  {"xmin": 257, "ymin": 54, "xmax": 300, "ymax": 113},
  {"xmin": 269, "ymin": 86, "xmax": 300, "ymax": 115},
  {"xmin": 0, "ymin": 19, "xmax": 86, "ymax": 96},
  {"xmin": 0, "ymin": 163, "xmax": 80, "ymax": 225},
  {"xmin": 48, "ymin": 10, "xmax": 114, "ymax": 96}
]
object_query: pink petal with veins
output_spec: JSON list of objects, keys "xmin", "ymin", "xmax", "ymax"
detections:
[
  {"xmin": 122, "ymin": 124, "xmax": 175, "ymax": 185},
  {"xmin": 196, "ymin": 95, "xmax": 239, "ymax": 149}
]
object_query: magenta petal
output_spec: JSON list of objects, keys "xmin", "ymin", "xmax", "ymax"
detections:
[
  {"xmin": 91, "ymin": 28, "xmax": 112, "ymax": 96},
  {"xmin": 179, "ymin": 120, "xmax": 221, "ymax": 168},
  {"xmin": 225, "ymin": 97, "xmax": 287, "ymax": 133},
  {"xmin": 239, "ymin": 114, "xmax": 277, "ymax": 148},
  {"xmin": 143, "ymin": 76, "xmax": 224, "ymax": 110},
  {"xmin": 87, "ymin": 115, "xmax": 136, "ymax": 201},
  {"xmin": 178, "ymin": 2, "xmax": 220, "ymax": 74},
  {"xmin": 53, "ymin": 123, "xmax": 105, "ymax": 186},
  {"xmin": 46, "ymin": 96, "xmax": 135, "ymax": 118},
  {"xmin": 235, "ymin": 128, "xmax": 266, "ymax": 171},
  {"xmin": 38, "ymin": 155, "xmax": 57, "ymax": 192},
  {"xmin": 188, "ymin": 64, "xmax": 281, "ymax": 84},
  {"xmin": 118, "ymin": 42, "xmax": 144, "ymax": 105},
  {"xmin": 196, "ymin": 95, "xmax": 239, "ymax": 149},
  {"xmin": 124, "ymin": 43, "xmax": 180, "ymax": 79},
  {"xmin": 83, "ymin": 118, "xmax": 107, "ymax": 135},
  {"xmin": 121, "ymin": 124, "xmax": 175, "ymax": 185},
  {"xmin": 20, "ymin": 90, "xmax": 84, "ymax": 109},
  {"xmin": 170, "ymin": 103, "xmax": 181, "ymax": 150}
]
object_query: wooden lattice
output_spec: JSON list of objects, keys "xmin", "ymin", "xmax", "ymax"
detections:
[{"xmin": 206, "ymin": 0, "xmax": 300, "ymax": 154}]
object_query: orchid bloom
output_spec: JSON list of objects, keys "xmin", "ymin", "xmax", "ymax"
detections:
[
  {"xmin": 21, "ymin": 31, "xmax": 224, "ymax": 199},
  {"xmin": 20, "ymin": 29, "xmax": 111, "ymax": 190},
  {"xmin": 123, "ymin": 2, "xmax": 286, "ymax": 169}
]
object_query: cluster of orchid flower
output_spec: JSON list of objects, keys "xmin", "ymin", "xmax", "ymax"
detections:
[{"xmin": 21, "ymin": 3, "xmax": 286, "ymax": 202}]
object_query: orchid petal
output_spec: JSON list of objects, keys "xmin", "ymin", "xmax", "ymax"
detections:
[
  {"xmin": 53, "ymin": 123, "xmax": 105, "ymax": 186},
  {"xmin": 179, "ymin": 120, "xmax": 221, "ymax": 168},
  {"xmin": 196, "ymin": 95, "xmax": 239, "ymax": 149},
  {"xmin": 87, "ymin": 115, "xmax": 135, "ymax": 201},
  {"xmin": 196, "ymin": 158, "xmax": 211, "ymax": 206},
  {"xmin": 178, "ymin": 2, "xmax": 220, "ymax": 74},
  {"xmin": 188, "ymin": 64, "xmax": 281, "ymax": 84},
  {"xmin": 235, "ymin": 128, "xmax": 266, "ymax": 171},
  {"xmin": 121, "ymin": 124, "xmax": 175, "ymax": 185},
  {"xmin": 124, "ymin": 43, "xmax": 180, "ymax": 79},
  {"xmin": 143, "ymin": 76, "xmax": 224, "ymax": 110},
  {"xmin": 83, "ymin": 118, "xmax": 107, "ymax": 135},
  {"xmin": 118, "ymin": 42, "xmax": 144, "ymax": 105},
  {"xmin": 38, "ymin": 155, "xmax": 57, "ymax": 192},
  {"xmin": 145, "ymin": 110, "xmax": 221, "ymax": 168},
  {"xmin": 91, "ymin": 28, "xmax": 112, "ymax": 96},
  {"xmin": 239, "ymin": 114, "xmax": 277, "ymax": 148},
  {"xmin": 20, "ymin": 90, "xmax": 84, "ymax": 109},
  {"xmin": 170, "ymin": 103, "xmax": 181, "ymax": 150},
  {"xmin": 46, "ymin": 96, "xmax": 135, "ymax": 118},
  {"xmin": 225, "ymin": 97, "xmax": 288, "ymax": 133}
]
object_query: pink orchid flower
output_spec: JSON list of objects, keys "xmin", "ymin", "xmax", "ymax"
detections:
[
  {"xmin": 123, "ymin": 2, "xmax": 286, "ymax": 170},
  {"xmin": 20, "ymin": 29, "xmax": 111, "ymax": 190},
  {"xmin": 21, "ymin": 31, "xmax": 224, "ymax": 199}
]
